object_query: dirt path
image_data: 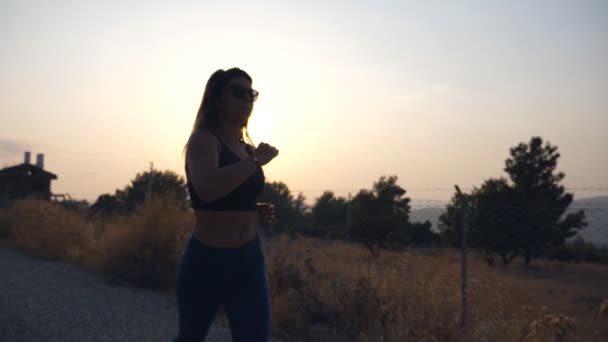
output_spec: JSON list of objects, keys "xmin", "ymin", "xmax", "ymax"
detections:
[{"xmin": 0, "ymin": 246, "xmax": 279, "ymax": 342}]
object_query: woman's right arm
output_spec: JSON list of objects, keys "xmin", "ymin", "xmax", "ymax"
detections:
[{"xmin": 186, "ymin": 130, "xmax": 258, "ymax": 203}]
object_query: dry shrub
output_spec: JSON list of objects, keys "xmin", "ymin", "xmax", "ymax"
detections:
[
  {"xmin": 600, "ymin": 299, "xmax": 608, "ymax": 318},
  {"xmin": 523, "ymin": 314, "xmax": 576, "ymax": 342},
  {"xmin": 96, "ymin": 195, "xmax": 192, "ymax": 290},
  {"xmin": 467, "ymin": 259, "xmax": 608, "ymax": 342},
  {"xmin": 264, "ymin": 235, "xmax": 462, "ymax": 341},
  {"xmin": 1, "ymin": 196, "xmax": 193, "ymax": 290},
  {"xmin": 597, "ymin": 299, "xmax": 608, "ymax": 339},
  {"xmin": 8, "ymin": 198, "xmax": 94, "ymax": 262}
]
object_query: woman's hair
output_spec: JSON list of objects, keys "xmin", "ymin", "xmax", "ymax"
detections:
[{"xmin": 182, "ymin": 68, "xmax": 255, "ymax": 159}]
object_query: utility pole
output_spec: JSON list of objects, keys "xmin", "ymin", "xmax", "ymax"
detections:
[{"xmin": 147, "ymin": 161, "xmax": 154, "ymax": 201}]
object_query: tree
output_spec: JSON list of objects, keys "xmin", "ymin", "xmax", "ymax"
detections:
[
  {"xmin": 471, "ymin": 178, "xmax": 521, "ymax": 264},
  {"xmin": 120, "ymin": 169, "xmax": 189, "ymax": 212},
  {"xmin": 258, "ymin": 181, "xmax": 309, "ymax": 233},
  {"xmin": 347, "ymin": 175, "xmax": 438, "ymax": 249},
  {"xmin": 311, "ymin": 191, "xmax": 348, "ymax": 233},
  {"xmin": 504, "ymin": 136, "xmax": 586, "ymax": 265},
  {"xmin": 438, "ymin": 191, "xmax": 469, "ymax": 248},
  {"xmin": 90, "ymin": 169, "xmax": 188, "ymax": 215},
  {"xmin": 439, "ymin": 137, "xmax": 587, "ymax": 266},
  {"xmin": 398, "ymin": 221, "xmax": 440, "ymax": 247},
  {"xmin": 351, "ymin": 175, "xmax": 411, "ymax": 222},
  {"xmin": 440, "ymin": 178, "xmax": 522, "ymax": 265},
  {"xmin": 348, "ymin": 214, "xmax": 402, "ymax": 255},
  {"xmin": 89, "ymin": 193, "xmax": 128, "ymax": 216},
  {"xmin": 374, "ymin": 175, "xmax": 411, "ymax": 222},
  {"xmin": 351, "ymin": 189, "xmax": 376, "ymax": 224}
]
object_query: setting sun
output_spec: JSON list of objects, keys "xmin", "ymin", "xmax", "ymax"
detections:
[{"xmin": 248, "ymin": 100, "xmax": 274, "ymax": 146}]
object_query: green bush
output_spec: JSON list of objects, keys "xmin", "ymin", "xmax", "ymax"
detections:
[
  {"xmin": 347, "ymin": 215, "xmax": 403, "ymax": 252},
  {"xmin": 390, "ymin": 221, "xmax": 440, "ymax": 247},
  {"xmin": 546, "ymin": 238, "xmax": 608, "ymax": 264}
]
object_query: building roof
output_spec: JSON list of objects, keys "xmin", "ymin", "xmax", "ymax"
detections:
[{"xmin": 0, "ymin": 163, "xmax": 58, "ymax": 180}]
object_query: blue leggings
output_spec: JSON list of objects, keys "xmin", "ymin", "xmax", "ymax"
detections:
[{"xmin": 173, "ymin": 234, "xmax": 270, "ymax": 342}]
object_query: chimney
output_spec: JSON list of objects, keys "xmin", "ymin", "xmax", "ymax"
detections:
[
  {"xmin": 24, "ymin": 151, "xmax": 31, "ymax": 164},
  {"xmin": 36, "ymin": 153, "xmax": 44, "ymax": 169}
]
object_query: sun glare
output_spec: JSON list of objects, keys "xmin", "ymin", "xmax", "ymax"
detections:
[{"xmin": 248, "ymin": 101, "xmax": 274, "ymax": 145}]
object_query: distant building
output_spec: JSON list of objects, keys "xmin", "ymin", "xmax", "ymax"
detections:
[{"xmin": 0, "ymin": 152, "xmax": 57, "ymax": 201}]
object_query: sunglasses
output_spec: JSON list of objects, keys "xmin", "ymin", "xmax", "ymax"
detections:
[{"xmin": 225, "ymin": 84, "xmax": 259, "ymax": 102}]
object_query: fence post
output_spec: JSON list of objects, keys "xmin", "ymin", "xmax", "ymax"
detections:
[
  {"xmin": 346, "ymin": 192, "xmax": 352, "ymax": 230},
  {"xmin": 454, "ymin": 185, "xmax": 469, "ymax": 333}
]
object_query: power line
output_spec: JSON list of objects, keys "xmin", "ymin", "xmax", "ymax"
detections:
[{"xmin": 291, "ymin": 187, "xmax": 608, "ymax": 193}]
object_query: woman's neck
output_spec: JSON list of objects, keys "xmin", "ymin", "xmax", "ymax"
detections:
[{"xmin": 215, "ymin": 122, "xmax": 242, "ymax": 146}]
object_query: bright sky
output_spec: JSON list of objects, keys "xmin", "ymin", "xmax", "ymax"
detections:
[{"xmin": 1, "ymin": 0, "xmax": 607, "ymax": 205}]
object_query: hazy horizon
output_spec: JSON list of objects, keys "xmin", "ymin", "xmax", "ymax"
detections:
[{"xmin": 2, "ymin": 1, "xmax": 607, "ymax": 205}]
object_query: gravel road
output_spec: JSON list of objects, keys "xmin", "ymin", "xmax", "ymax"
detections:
[{"xmin": 0, "ymin": 246, "xmax": 280, "ymax": 342}]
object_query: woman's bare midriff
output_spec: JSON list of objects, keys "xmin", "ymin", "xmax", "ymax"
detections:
[{"xmin": 192, "ymin": 210, "xmax": 260, "ymax": 248}]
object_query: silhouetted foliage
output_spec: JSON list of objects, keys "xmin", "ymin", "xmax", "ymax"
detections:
[
  {"xmin": 351, "ymin": 175, "xmax": 411, "ymax": 223},
  {"xmin": 396, "ymin": 221, "xmax": 440, "ymax": 247},
  {"xmin": 342, "ymin": 175, "xmax": 438, "ymax": 250},
  {"xmin": 311, "ymin": 191, "xmax": 348, "ymax": 236},
  {"xmin": 545, "ymin": 237, "xmax": 608, "ymax": 264},
  {"xmin": 89, "ymin": 193, "xmax": 127, "ymax": 216},
  {"xmin": 348, "ymin": 214, "xmax": 402, "ymax": 255},
  {"xmin": 90, "ymin": 169, "xmax": 188, "ymax": 216},
  {"xmin": 440, "ymin": 178, "xmax": 521, "ymax": 264},
  {"xmin": 506, "ymin": 137, "xmax": 587, "ymax": 265},
  {"xmin": 258, "ymin": 181, "xmax": 309, "ymax": 233},
  {"xmin": 440, "ymin": 137, "xmax": 587, "ymax": 266}
]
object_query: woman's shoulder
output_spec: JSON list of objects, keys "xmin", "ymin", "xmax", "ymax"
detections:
[
  {"xmin": 190, "ymin": 128, "xmax": 218, "ymax": 142},
  {"xmin": 188, "ymin": 129, "xmax": 221, "ymax": 153}
]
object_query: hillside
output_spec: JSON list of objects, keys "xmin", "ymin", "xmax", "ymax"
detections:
[
  {"xmin": 571, "ymin": 196, "xmax": 608, "ymax": 247},
  {"xmin": 409, "ymin": 197, "xmax": 608, "ymax": 247}
]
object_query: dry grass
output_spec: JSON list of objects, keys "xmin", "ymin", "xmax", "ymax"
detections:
[
  {"xmin": 3, "ymin": 198, "xmax": 95, "ymax": 262},
  {"xmin": 263, "ymin": 235, "xmax": 462, "ymax": 341},
  {"xmin": 0, "ymin": 197, "xmax": 192, "ymax": 289},
  {"xmin": 88, "ymin": 195, "xmax": 193, "ymax": 289},
  {"xmin": 264, "ymin": 236, "xmax": 608, "ymax": 341},
  {"xmin": 1, "ymin": 198, "xmax": 607, "ymax": 341}
]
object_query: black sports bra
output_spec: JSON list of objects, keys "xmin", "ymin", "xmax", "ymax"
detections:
[{"xmin": 185, "ymin": 130, "xmax": 265, "ymax": 211}]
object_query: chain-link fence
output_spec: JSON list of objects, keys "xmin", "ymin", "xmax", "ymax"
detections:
[{"xmin": 406, "ymin": 189, "xmax": 608, "ymax": 337}]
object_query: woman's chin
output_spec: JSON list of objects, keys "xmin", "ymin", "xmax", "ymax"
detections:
[
  {"xmin": 239, "ymin": 116, "xmax": 250, "ymax": 126},
  {"xmin": 240, "ymin": 112, "xmax": 252, "ymax": 121}
]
